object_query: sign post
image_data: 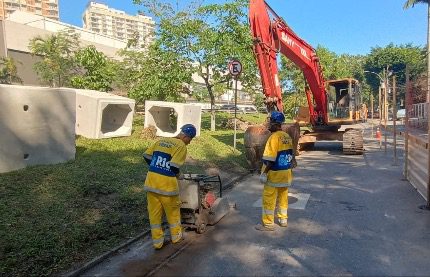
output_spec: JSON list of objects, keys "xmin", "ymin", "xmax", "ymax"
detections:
[{"xmin": 228, "ymin": 59, "xmax": 242, "ymax": 151}]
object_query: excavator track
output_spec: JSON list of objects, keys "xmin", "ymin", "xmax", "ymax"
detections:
[{"xmin": 342, "ymin": 129, "xmax": 364, "ymax": 155}]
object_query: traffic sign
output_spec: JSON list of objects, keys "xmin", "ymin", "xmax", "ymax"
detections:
[{"xmin": 228, "ymin": 60, "xmax": 242, "ymax": 77}]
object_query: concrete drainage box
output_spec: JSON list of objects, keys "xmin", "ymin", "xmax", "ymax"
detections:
[
  {"xmin": 0, "ymin": 85, "xmax": 76, "ymax": 173},
  {"xmin": 76, "ymin": 89, "xmax": 135, "ymax": 139},
  {"xmin": 144, "ymin": 101, "xmax": 202, "ymax": 137}
]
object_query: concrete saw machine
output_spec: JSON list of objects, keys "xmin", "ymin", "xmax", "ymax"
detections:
[{"xmin": 179, "ymin": 174, "xmax": 230, "ymax": 233}]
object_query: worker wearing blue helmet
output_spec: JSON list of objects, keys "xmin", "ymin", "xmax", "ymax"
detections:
[
  {"xmin": 255, "ymin": 111, "xmax": 297, "ymax": 231},
  {"xmin": 143, "ymin": 124, "xmax": 197, "ymax": 249}
]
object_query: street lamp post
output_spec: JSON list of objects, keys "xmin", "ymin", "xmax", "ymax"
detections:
[
  {"xmin": 364, "ymin": 70, "xmax": 385, "ymax": 148},
  {"xmin": 364, "ymin": 69, "xmax": 392, "ymax": 153}
]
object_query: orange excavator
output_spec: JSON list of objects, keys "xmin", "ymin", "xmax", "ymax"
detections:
[{"xmin": 247, "ymin": 0, "xmax": 364, "ymax": 156}]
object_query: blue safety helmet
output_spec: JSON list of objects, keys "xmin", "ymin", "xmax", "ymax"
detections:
[
  {"xmin": 181, "ymin": 124, "xmax": 197, "ymax": 139},
  {"xmin": 270, "ymin": 111, "xmax": 285, "ymax": 124}
]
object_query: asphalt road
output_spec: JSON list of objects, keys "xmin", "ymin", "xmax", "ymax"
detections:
[{"xmin": 82, "ymin": 123, "xmax": 430, "ymax": 276}]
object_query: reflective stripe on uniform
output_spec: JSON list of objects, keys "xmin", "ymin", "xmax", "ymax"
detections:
[
  {"xmin": 279, "ymin": 208, "xmax": 288, "ymax": 215},
  {"xmin": 171, "ymin": 232, "xmax": 182, "ymax": 242},
  {"xmin": 144, "ymin": 186, "xmax": 179, "ymax": 196},
  {"xmin": 169, "ymin": 222, "xmax": 181, "ymax": 229},
  {"xmin": 267, "ymin": 181, "xmax": 292, "ymax": 188},
  {"xmin": 263, "ymin": 208, "xmax": 274, "ymax": 215},
  {"xmin": 151, "ymin": 223, "xmax": 162, "ymax": 229},
  {"xmin": 152, "ymin": 237, "xmax": 164, "ymax": 245},
  {"xmin": 262, "ymin": 156, "xmax": 276, "ymax": 162},
  {"xmin": 170, "ymin": 162, "xmax": 181, "ymax": 168}
]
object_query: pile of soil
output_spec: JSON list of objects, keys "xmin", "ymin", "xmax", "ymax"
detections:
[
  {"xmin": 140, "ymin": 126, "xmax": 157, "ymax": 140},
  {"xmin": 223, "ymin": 118, "xmax": 250, "ymax": 131}
]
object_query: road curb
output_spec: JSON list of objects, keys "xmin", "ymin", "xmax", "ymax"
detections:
[
  {"xmin": 222, "ymin": 172, "xmax": 251, "ymax": 191},
  {"xmin": 63, "ymin": 172, "xmax": 250, "ymax": 276},
  {"xmin": 63, "ymin": 230, "xmax": 151, "ymax": 277}
]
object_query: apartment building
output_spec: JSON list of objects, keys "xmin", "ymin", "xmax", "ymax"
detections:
[
  {"xmin": 0, "ymin": 0, "xmax": 58, "ymax": 20},
  {"xmin": 82, "ymin": 2, "xmax": 155, "ymax": 49}
]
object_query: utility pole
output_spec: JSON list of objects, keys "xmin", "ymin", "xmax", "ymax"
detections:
[
  {"xmin": 384, "ymin": 68, "xmax": 388, "ymax": 154},
  {"xmin": 404, "ymin": 65, "xmax": 410, "ymax": 180},
  {"xmin": 392, "ymin": 75, "xmax": 397, "ymax": 165},
  {"xmin": 379, "ymin": 85, "xmax": 383, "ymax": 149},
  {"xmin": 228, "ymin": 59, "xmax": 242, "ymax": 152},
  {"xmin": 371, "ymin": 94, "xmax": 374, "ymax": 137}
]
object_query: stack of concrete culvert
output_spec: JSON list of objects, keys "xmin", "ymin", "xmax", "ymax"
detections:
[
  {"xmin": 0, "ymin": 85, "xmax": 76, "ymax": 173},
  {"xmin": 75, "ymin": 89, "xmax": 135, "ymax": 139},
  {"xmin": 0, "ymin": 85, "xmax": 136, "ymax": 173},
  {"xmin": 144, "ymin": 101, "xmax": 202, "ymax": 138}
]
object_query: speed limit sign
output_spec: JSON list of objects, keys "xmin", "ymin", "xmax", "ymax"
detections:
[{"xmin": 228, "ymin": 60, "xmax": 242, "ymax": 77}]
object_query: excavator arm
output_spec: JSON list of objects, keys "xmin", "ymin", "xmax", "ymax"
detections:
[{"xmin": 249, "ymin": 0, "xmax": 328, "ymax": 125}]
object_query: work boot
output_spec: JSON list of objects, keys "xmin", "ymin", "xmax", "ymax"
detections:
[
  {"xmin": 254, "ymin": 223, "xmax": 275, "ymax": 232},
  {"xmin": 171, "ymin": 230, "xmax": 185, "ymax": 244},
  {"xmin": 278, "ymin": 219, "xmax": 288, "ymax": 227}
]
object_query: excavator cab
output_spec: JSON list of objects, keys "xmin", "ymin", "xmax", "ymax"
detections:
[{"xmin": 326, "ymin": 78, "xmax": 362, "ymax": 125}]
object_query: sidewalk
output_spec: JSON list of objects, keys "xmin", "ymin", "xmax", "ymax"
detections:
[{"xmin": 79, "ymin": 123, "xmax": 430, "ymax": 276}]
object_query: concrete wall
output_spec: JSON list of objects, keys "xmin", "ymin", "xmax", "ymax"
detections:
[
  {"xmin": 7, "ymin": 11, "xmax": 127, "ymax": 55},
  {"xmin": 76, "ymin": 89, "xmax": 135, "ymax": 139},
  {"xmin": 144, "ymin": 101, "xmax": 201, "ymax": 137},
  {"xmin": 0, "ymin": 18, "xmax": 125, "ymax": 86},
  {"xmin": 8, "ymin": 49, "xmax": 41, "ymax": 85},
  {"xmin": 0, "ymin": 85, "xmax": 76, "ymax": 173}
]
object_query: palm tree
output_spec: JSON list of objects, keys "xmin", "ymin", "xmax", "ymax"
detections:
[
  {"xmin": 28, "ymin": 29, "xmax": 79, "ymax": 87},
  {"xmin": 404, "ymin": 0, "xmax": 429, "ymax": 102}
]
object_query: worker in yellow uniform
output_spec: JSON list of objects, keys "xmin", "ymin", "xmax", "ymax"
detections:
[
  {"xmin": 143, "ymin": 124, "xmax": 196, "ymax": 249},
  {"xmin": 255, "ymin": 111, "xmax": 297, "ymax": 231}
]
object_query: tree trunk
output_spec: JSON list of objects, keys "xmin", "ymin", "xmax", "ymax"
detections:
[{"xmin": 209, "ymin": 90, "xmax": 216, "ymax": 131}]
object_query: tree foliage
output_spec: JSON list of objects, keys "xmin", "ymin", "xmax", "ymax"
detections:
[
  {"xmin": 404, "ymin": 0, "xmax": 429, "ymax": 8},
  {"xmin": 363, "ymin": 44, "xmax": 425, "ymax": 91},
  {"xmin": 133, "ymin": 0, "xmax": 258, "ymax": 130},
  {"xmin": 70, "ymin": 46, "xmax": 116, "ymax": 91},
  {"xmin": 117, "ymin": 43, "xmax": 192, "ymax": 104},
  {"xmin": 141, "ymin": 0, "xmax": 257, "ymax": 105},
  {"xmin": 0, "ymin": 57, "xmax": 22, "ymax": 84},
  {"xmin": 29, "ymin": 30, "xmax": 80, "ymax": 87}
]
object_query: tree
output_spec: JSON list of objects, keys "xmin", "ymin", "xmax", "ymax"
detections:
[
  {"xmin": 404, "ymin": 0, "xmax": 429, "ymax": 102},
  {"xmin": 29, "ymin": 30, "xmax": 79, "ymax": 87},
  {"xmin": 116, "ymin": 42, "xmax": 192, "ymax": 105},
  {"xmin": 364, "ymin": 44, "xmax": 425, "ymax": 90},
  {"xmin": 0, "ymin": 57, "xmax": 22, "ymax": 84},
  {"xmin": 134, "ymin": 0, "xmax": 259, "ymax": 130},
  {"xmin": 70, "ymin": 46, "xmax": 116, "ymax": 92}
]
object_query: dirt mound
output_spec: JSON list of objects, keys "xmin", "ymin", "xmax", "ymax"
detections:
[
  {"xmin": 223, "ymin": 118, "xmax": 250, "ymax": 131},
  {"xmin": 140, "ymin": 126, "xmax": 157, "ymax": 140}
]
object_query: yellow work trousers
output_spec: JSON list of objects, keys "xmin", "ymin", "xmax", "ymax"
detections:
[
  {"xmin": 147, "ymin": 191, "xmax": 182, "ymax": 249},
  {"xmin": 262, "ymin": 185, "xmax": 288, "ymax": 227}
]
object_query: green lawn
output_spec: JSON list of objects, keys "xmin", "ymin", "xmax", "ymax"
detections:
[{"xmin": 0, "ymin": 112, "xmax": 267, "ymax": 276}]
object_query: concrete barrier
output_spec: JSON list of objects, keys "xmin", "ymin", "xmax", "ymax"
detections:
[
  {"xmin": 76, "ymin": 90, "xmax": 135, "ymax": 139},
  {"xmin": 0, "ymin": 85, "xmax": 76, "ymax": 173},
  {"xmin": 144, "ymin": 101, "xmax": 201, "ymax": 137}
]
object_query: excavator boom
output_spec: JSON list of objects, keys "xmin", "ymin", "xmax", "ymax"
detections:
[
  {"xmin": 248, "ymin": 0, "xmax": 364, "ymax": 155},
  {"xmin": 249, "ymin": 0, "xmax": 327, "ymax": 125}
]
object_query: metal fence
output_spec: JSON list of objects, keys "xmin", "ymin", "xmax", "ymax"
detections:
[{"xmin": 408, "ymin": 102, "xmax": 429, "ymax": 131}]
